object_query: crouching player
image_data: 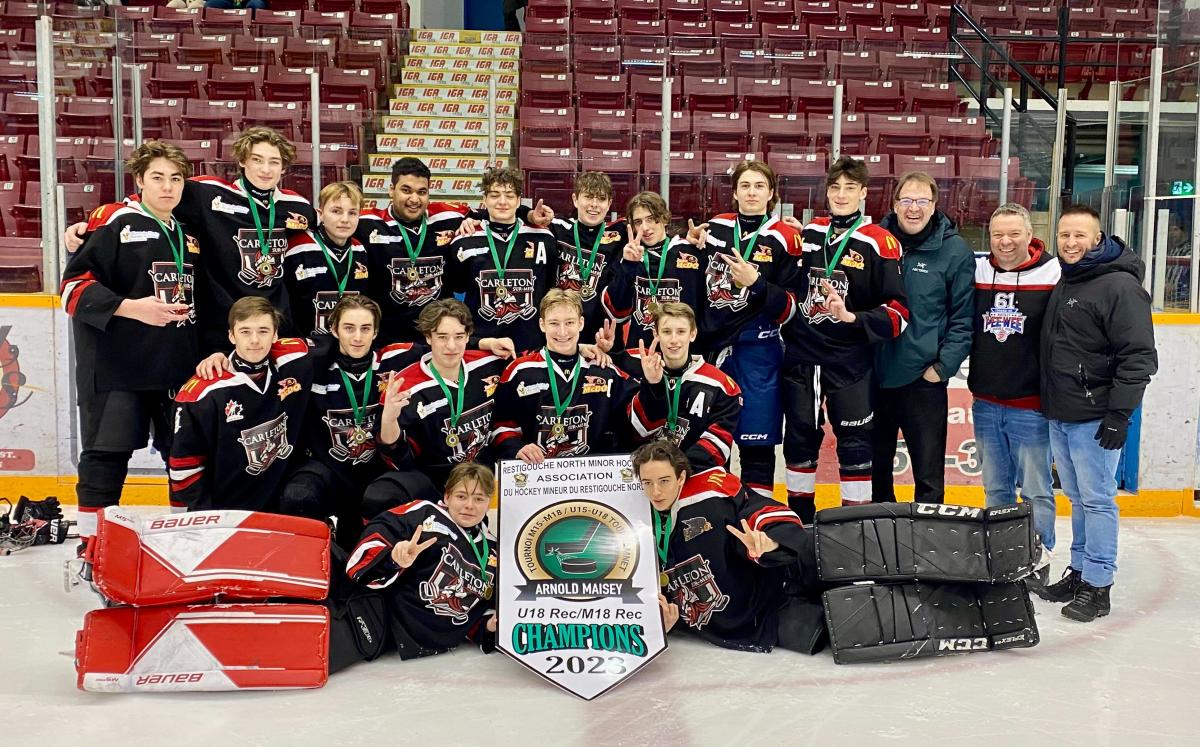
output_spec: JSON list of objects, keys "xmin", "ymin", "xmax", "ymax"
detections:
[
  {"xmin": 346, "ymin": 462, "xmax": 498, "ymax": 658},
  {"xmin": 632, "ymin": 441, "xmax": 826, "ymax": 654}
]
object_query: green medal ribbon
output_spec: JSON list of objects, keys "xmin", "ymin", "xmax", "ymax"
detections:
[
  {"xmin": 572, "ymin": 222, "xmax": 604, "ymax": 284},
  {"xmin": 135, "ymin": 202, "xmax": 186, "ymax": 282},
  {"xmin": 400, "ymin": 217, "xmax": 428, "ymax": 262},
  {"xmin": 338, "ymin": 365, "xmax": 375, "ymax": 428},
  {"xmin": 653, "ymin": 509, "xmax": 673, "ymax": 568},
  {"xmin": 241, "ymin": 178, "xmax": 277, "ymax": 260},
  {"xmin": 484, "ymin": 219, "xmax": 524, "ymax": 281},
  {"xmin": 543, "ymin": 349, "xmax": 582, "ymax": 420},
  {"xmin": 664, "ymin": 374, "xmax": 684, "ymax": 434},
  {"xmin": 822, "ymin": 217, "xmax": 864, "ymax": 278},
  {"xmin": 429, "ymin": 361, "xmax": 467, "ymax": 431},
  {"xmin": 312, "ymin": 230, "xmax": 354, "ymax": 295},
  {"xmin": 466, "ymin": 528, "xmax": 490, "ymax": 587},
  {"xmin": 733, "ymin": 215, "xmax": 768, "ymax": 261},
  {"xmin": 642, "ymin": 241, "xmax": 671, "ymax": 299}
]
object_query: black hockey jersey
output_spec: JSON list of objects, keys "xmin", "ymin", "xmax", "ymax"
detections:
[
  {"xmin": 346, "ymin": 499, "xmax": 496, "ymax": 656},
  {"xmin": 381, "ymin": 349, "xmax": 507, "ymax": 489},
  {"xmin": 783, "ymin": 217, "xmax": 909, "ymax": 373},
  {"xmin": 168, "ymin": 336, "xmax": 333, "ymax": 512},
  {"xmin": 357, "ymin": 202, "xmax": 470, "ymax": 344},
  {"xmin": 602, "ymin": 236, "xmax": 708, "ymax": 357},
  {"xmin": 629, "ymin": 355, "xmax": 742, "ymax": 471},
  {"xmin": 548, "ymin": 216, "xmax": 627, "ymax": 337},
  {"xmin": 61, "ymin": 201, "xmax": 201, "ymax": 394},
  {"xmin": 698, "ymin": 213, "xmax": 802, "ymax": 354},
  {"xmin": 306, "ymin": 342, "xmax": 425, "ymax": 487},
  {"xmin": 175, "ymin": 176, "xmax": 316, "ymax": 351},
  {"xmin": 662, "ymin": 468, "xmax": 806, "ymax": 652},
  {"xmin": 491, "ymin": 349, "xmax": 641, "ymax": 460},
  {"xmin": 283, "ymin": 227, "xmax": 371, "ymax": 336},
  {"xmin": 449, "ymin": 220, "xmax": 556, "ymax": 355}
]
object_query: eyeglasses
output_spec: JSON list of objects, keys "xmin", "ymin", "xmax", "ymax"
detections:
[{"xmin": 898, "ymin": 198, "xmax": 933, "ymax": 208}]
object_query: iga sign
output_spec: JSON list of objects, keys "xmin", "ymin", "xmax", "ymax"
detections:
[{"xmin": 496, "ymin": 455, "xmax": 666, "ymax": 700}]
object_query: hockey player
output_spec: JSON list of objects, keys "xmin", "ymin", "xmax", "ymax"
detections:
[
  {"xmin": 632, "ymin": 440, "xmax": 825, "ymax": 654},
  {"xmin": 603, "ymin": 191, "xmax": 707, "ymax": 373},
  {"xmin": 370, "ymin": 300, "xmax": 509, "ymax": 517},
  {"xmin": 448, "ymin": 167, "xmax": 558, "ymax": 355},
  {"xmin": 347, "ymin": 462, "xmax": 498, "ymax": 658},
  {"xmin": 283, "ymin": 181, "xmax": 370, "ymax": 337},
  {"xmin": 357, "ymin": 157, "xmax": 553, "ymax": 345},
  {"xmin": 491, "ymin": 290, "xmax": 640, "ymax": 463},
  {"xmin": 60, "ymin": 140, "xmax": 200, "ymax": 542},
  {"xmin": 683, "ymin": 160, "xmax": 801, "ymax": 500},
  {"xmin": 629, "ymin": 302, "xmax": 742, "ymax": 471},
  {"xmin": 169, "ymin": 297, "xmax": 333, "ymax": 512},
  {"xmin": 779, "ymin": 156, "xmax": 909, "ymax": 523}
]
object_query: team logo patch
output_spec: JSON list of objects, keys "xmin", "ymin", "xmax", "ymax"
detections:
[
  {"xmin": 580, "ymin": 375, "xmax": 610, "ymax": 395},
  {"xmin": 419, "ymin": 543, "xmax": 492, "ymax": 624},
  {"xmin": 798, "ymin": 268, "xmax": 849, "ymax": 324},
  {"xmin": 751, "ymin": 248, "xmax": 773, "ymax": 263},
  {"xmin": 477, "ymin": 268, "xmax": 536, "ymax": 323},
  {"xmin": 389, "ymin": 256, "xmax": 444, "ymax": 307},
  {"xmin": 632, "ymin": 276, "xmax": 682, "ymax": 329},
  {"xmin": 120, "ymin": 225, "xmax": 160, "ymax": 243},
  {"xmin": 704, "ymin": 254, "xmax": 750, "ymax": 311},
  {"xmin": 368, "ymin": 229, "xmax": 404, "ymax": 244},
  {"xmin": 537, "ymin": 403, "xmax": 591, "ymax": 458},
  {"xmin": 665, "ymin": 554, "xmax": 730, "ymax": 630},
  {"xmin": 556, "ymin": 248, "xmax": 607, "ymax": 301},
  {"xmin": 277, "ymin": 377, "xmax": 301, "ymax": 400},
  {"xmin": 681, "ymin": 516, "xmax": 712, "ymax": 542},
  {"xmin": 211, "ymin": 196, "xmax": 249, "ymax": 215},
  {"xmin": 313, "ymin": 290, "xmax": 359, "ymax": 334},
  {"xmin": 146, "ymin": 261, "xmax": 195, "ymax": 326},
  {"xmin": 420, "ymin": 515, "xmax": 458, "ymax": 540},
  {"xmin": 224, "ymin": 400, "xmax": 243, "ymax": 423},
  {"xmin": 442, "ymin": 400, "xmax": 493, "ymax": 463},
  {"xmin": 234, "ymin": 229, "xmax": 287, "ymax": 287},
  {"xmin": 435, "ymin": 230, "xmax": 454, "ymax": 246},
  {"xmin": 237, "ymin": 413, "xmax": 293, "ymax": 475},
  {"xmin": 186, "ymin": 234, "xmax": 200, "ymax": 254},
  {"xmin": 676, "ymin": 251, "xmax": 699, "ymax": 270},
  {"xmin": 982, "ymin": 308, "xmax": 1027, "ymax": 341},
  {"xmin": 660, "ymin": 415, "xmax": 691, "ymax": 448},
  {"xmin": 284, "ymin": 212, "xmax": 309, "ymax": 230},
  {"xmin": 353, "ymin": 261, "xmax": 369, "ymax": 280},
  {"xmin": 482, "ymin": 374, "xmax": 499, "ymax": 398},
  {"xmin": 517, "ymin": 381, "xmax": 548, "ymax": 397},
  {"xmin": 840, "ymin": 249, "xmax": 865, "ymax": 270},
  {"xmin": 322, "ymin": 404, "xmax": 380, "ymax": 465}
]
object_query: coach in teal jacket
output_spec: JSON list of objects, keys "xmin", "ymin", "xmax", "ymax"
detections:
[{"xmin": 871, "ymin": 172, "xmax": 975, "ymax": 504}]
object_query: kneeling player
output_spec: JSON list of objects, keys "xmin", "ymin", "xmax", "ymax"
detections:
[
  {"xmin": 629, "ymin": 302, "xmax": 742, "ymax": 470},
  {"xmin": 347, "ymin": 462, "xmax": 498, "ymax": 658},
  {"xmin": 633, "ymin": 441, "xmax": 825, "ymax": 654}
]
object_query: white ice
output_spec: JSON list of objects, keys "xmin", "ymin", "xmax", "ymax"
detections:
[{"xmin": 4, "ymin": 508, "xmax": 1198, "ymax": 746}]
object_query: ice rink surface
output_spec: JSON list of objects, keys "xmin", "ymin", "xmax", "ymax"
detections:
[{"xmin": 4, "ymin": 510, "xmax": 1198, "ymax": 747}]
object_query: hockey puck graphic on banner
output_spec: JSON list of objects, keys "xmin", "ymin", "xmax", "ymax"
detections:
[{"xmin": 515, "ymin": 500, "xmax": 641, "ymax": 602}]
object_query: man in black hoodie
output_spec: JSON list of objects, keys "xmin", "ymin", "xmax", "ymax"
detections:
[{"xmin": 1037, "ymin": 205, "xmax": 1157, "ymax": 623}]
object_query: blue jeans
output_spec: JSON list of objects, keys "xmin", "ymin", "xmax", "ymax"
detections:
[
  {"xmin": 1049, "ymin": 419, "xmax": 1122, "ymax": 587},
  {"xmin": 972, "ymin": 399, "xmax": 1056, "ymax": 551}
]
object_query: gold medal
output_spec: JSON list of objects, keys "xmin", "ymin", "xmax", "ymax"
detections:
[
  {"xmin": 445, "ymin": 432, "xmax": 460, "ymax": 448},
  {"xmin": 494, "ymin": 284, "xmax": 508, "ymax": 301},
  {"xmin": 257, "ymin": 256, "xmax": 274, "ymax": 275},
  {"xmin": 350, "ymin": 426, "xmax": 368, "ymax": 445},
  {"xmin": 406, "ymin": 265, "xmax": 420, "ymax": 283},
  {"xmin": 659, "ymin": 572, "xmax": 669, "ymax": 587},
  {"xmin": 550, "ymin": 422, "xmax": 566, "ymax": 438},
  {"xmin": 174, "ymin": 282, "xmax": 184, "ymax": 298},
  {"xmin": 483, "ymin": 585, "xmax": 493, "ymax": 601}
]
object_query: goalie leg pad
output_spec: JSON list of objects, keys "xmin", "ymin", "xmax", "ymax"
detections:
[
  {"xmin": 75, "ymin": 603, "xmax": 330, "ymax": 692},
  {"xmin": 815, "ymin": 502, "xmax": 1037, "ymax": 584},
  {"xmin": 822, "ymin": 581, "xmax": 1039, "ymax": 664},
  {"xmin": 88, "ymin": 507, "xmax": 331, "ymax": 606}
]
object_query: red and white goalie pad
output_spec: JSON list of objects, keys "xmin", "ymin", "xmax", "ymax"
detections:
[
  {"xmin": 76, "ymin": 603, "xmax": 330, "ymax": 692},
  {"xmin": 88, "ymin": 508, "xmax": 331, "ymax": 606}
]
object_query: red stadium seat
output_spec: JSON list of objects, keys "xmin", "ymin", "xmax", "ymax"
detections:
[
  {"xmin": 0, "ymin": 236, "xmax": 42, "ymax": 288},
  {"xmin": 520, "ymin": 146, "xmax": 580, "ymax": 215},
  {"xmin": 205, "ymin": 64, "xmax": 264, "ymax": 101},
  {"xmin": 666, "ymin": 21, "xmax": 714, "ymax": 50},
  {"xmin": 631, "ymin": 75, "xmax": 682, "ymax": 111},
  {"xmin": 574, "ymin": 0, "xmax": 619, "ymax": 20},
  {"xmin": 903, "ymin": 26, "xmax": 950, "ymax": 55},
  {"xmin": 856, "ymin": 25, "xmax": 904, "ymax": 53},
  {"xmin": 674, "ymin": 48, "xmax": 724, "ymax": 78},
  {"xmin": 725, "ymin": 49, "xmax": 775, "ymax": 78},
  {"xmin": 796, "ymin": 2, "xmax": 840, "ymax": 30},
  {"xmin": 580, "ymin": 147, "xmax": 640, "ymax": 210},
  {"xmin": 751, "ymin": 0, "xmax": 795, "ymax": 25},
  {"xmin": 240, "ymin": 100, "xmax": 302, "ymax": 140},
  {"xmin": 262, "ymin": 67, "xmax": 315, "ymax": 103},
  {"xmin": 576, "ymin": 107, "xmax": 635, "ymax": 150},
  {"xmin": 868, "ymin": 114, "xmax": 932, "ymax": 156},
  {"xmin": 642, "ymin": 149, "xmax": 704, "ymax": 218},
  {"xmin": 763, "ymin": 23, "xmax": 810, "ymax": 53},
  {"xmin": 809, "ymin": 113, "xmax": 870, "ymax": 154},
  {"xmin": 300, "ymin": 11, "xmax": 350, "ymax": 38},
  {"xmin": 684, "ymin": 76, "xmax": 736, "ymax": 113},
  {"xmin": 283, "ymin": 37, "xmax": 335, "ymax": 68},
  {"xmin": 336, "ymin": 38, "xmax": 388, "ymax": 82},
  {"xmin": 57, "ymin": 97, "xmax": 114, "ymax": 138},
  {"xmin": 130, "ymin": 33, "xmax": 174, "ymax": 65},
  {"xmin": 0, "ymin": 91, "xmax": 40, "ymax": 136},
  {"xmin": 577, "ymin": 74, "xmax": 630, "ymax": 110},
  {"xmin": 12, "ymin": 181, "xmax": 98, "ymax": 237},
  {"xmin": 199, "ymin": 8, "xmax": 252, "ymax": 36},
  {"xmin": 751, "ymin": 112, "xmax": 811, "ymax": 156},
  {"xmin": 878, "ymin": 51, "xmax": 943, "ymax": 82},
  {"xmin": 519, "ymin": 106, "xmax": 575, "ymax": 149},
  {"xmin": 903, "ymin": 81, "xmax": 966, "ymax": 114},
  {"xmin": 693, "ymin": 111, "xmax": 750, "ymax": 152},
  {"xmin": 840, "ymin": 1, "xmax": 886, "ymax": 28},
  {"xmin": 304, "ymin": 103, "xmax": 366, "ymax": 152},
  {"xmin": 175, "ymin": 33, "xmax": 232, "ymax": 66},
  {"xmin": 175, "ymin": 138, "xmax": 220, "ymax": 172},
  {"xmin": 180, "ymin": 99, "xmax": 242, "ymax": 141},
  {"xmin": 884, "ymin": 3, "xmax": 930, "ymax": 31},
  {"xmin": 791, "ymin": 79, "xmax": 842, "ymax": 114},
  {"xmin": 634, "ymin": 108, "xmax": 692, "ymax": 152},
  {"xmin": 314, "ymin": 0, "xmax": 357, "ymax": 11},
  {"xmin": 710, "ymin": 0, "xmax": 753, "ymax": 24},
  {"xmin": 617, "ymin": 0, "xmax": 662, "ymax": 22},
  {"xmin": 664, "ymin": 0, "xmax": 708, "ymax": 23},
  {"xmin": 148, "ymin": 7, "xmax": 200, "ymax": 35},
  {"xmin": 809, "ymin": 25, "xmax": 854, "ymax": 53},
  {"xmin": 928, "ymin": 115, "xmax": 993, "ymax": 158},
  {"xmin": 775, "ymin": 50, "xmax": 828, "ymax": 79},
  {"xmin": 229, "ymin": 35, "xmax": 283, "ymax": 67},
  {"xmin": 576, "ymin": 44, "xmax": 623, "ymax": 76},
  {"xmin": 620, "ymin": 17, "xmax": 668, "ymax": 42},
  {"xmin": 524, "ymin": 15, "xmax": 570, "ymax": 44},
  {"xmin": 520, "ymin": 73, "xmax": 573, "ymax": 109},
  {"xmin": 134, "ymin": 98, "xmax": 183, "ymax": 140},
  {"xmin": 320, "ymin": 68, "xmax": 377, "ymax": 110},
  {"xmin": 251, "ymin": 10, "xmax": 301, "ymax": 37},
  {"xmin": 715, "ymin": 21, "xmax": 761, "ymax": 51},
  {"xmin": 829, "ymin": 50, "xmax": 883, "ymax": 80},
  {"xmin": 737, "ymin": 78, "xmax": 790, "ymax": 114},
  {"xmin": 771, "ymin": 152, "xmax": 829, "ymax": 211},
  {"xmin": 573, "ymin": 17, "xmax": 619, "ymax": 46},
  {"xmin": 847, "ymin": 80, "xmax": 904, "ymax": 113},
  {"xmin": 148, "ymin": 63, "xmax": 206, "ymax": 100},
  {"xmin": 521, "ymin": 43, "xmax": 570, "ymax": 74}
]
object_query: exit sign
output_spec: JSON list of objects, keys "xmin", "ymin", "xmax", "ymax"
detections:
[{"xmin": 1171, "ymin": 180, "xmax": 1195, "ymax": 196}]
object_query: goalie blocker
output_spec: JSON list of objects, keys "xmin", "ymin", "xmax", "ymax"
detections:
[{"xmin": 74, "ymin": 507, "xmax": 388, "ymax": 692}]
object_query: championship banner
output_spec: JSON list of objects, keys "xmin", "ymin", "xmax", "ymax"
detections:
[
  {"xmin": 390, "ymin": 84, "xmax": 518, "ymax": 103},
  {"xmin": 411, "ymin": 29, "xmax": 523, "ymax": 45},
  {"xmin": 360, "ymin": 173, "xmax": 483, "ymax": 197},
  {"xmin": 374, "ymin": 134, "xmax": 512, "ymax": 155},
  {"xmin": 403, "ymin": 57, "xmax": 521, "ymax": 73},
  {"xmin": 366, "ymin": 153, "xmax": 509, "ymax": 173},
  {"xmin": 397, "ymin": 71, "xmax": 520, "ymax": 89},
  {"xmin": 496, "ymin": 455, "xmax": 667, "ymax": 701},
  {"xmin": 406, "ymin": 43, "xmax": 521, "ymax": 59},
  {"xmin": 388, "ymin": 99, "xmax": 516, "ymax": 119},
  {"xmin": 379, "ymin": 116, "xmax": 513, "ymax": 137}
]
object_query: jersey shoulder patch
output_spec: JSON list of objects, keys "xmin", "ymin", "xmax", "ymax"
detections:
[
  {"xmin": 175, "ymin": 372, "xmax": 236, "ymax": 404},
  {"xmin": 429, "ymin": 201, "xmax": 469, "ymax": 217},
  {"xmin": 272, "ymin": 338, "xmax": 309, "ymax": 357},
  {"xmin": 85, "ymin": 203, "xmax": 133, "ymax": 232}
]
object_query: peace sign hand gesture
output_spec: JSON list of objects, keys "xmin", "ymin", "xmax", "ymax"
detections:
[
  {"xmin": 391, "ymin": 525, "xmax": 438, "ymax": 569},
  {"xmin": 623, "ymin": 225, "xmax": 644, "ymax": 262},
  {"xmin": 820, "ymin": 280, "xmax": 856, "ymax": 323},
  {"xmin": 721, "ymin": 251, "xmax": 760, "ymax": 289},
  {"xmin": 726, "ymin": 519, "xmax": 779, "ymax": 562},
  {"xmin": 381, "ymin": 373, "xmax": 411, "ymax": 419},
  {"xmin": 594, "ymin": 318, "xmax": 617, "ymax": 353},
  {"xmin": 638, "ymin": 337, "xmax": 664, "ymax": 385}
]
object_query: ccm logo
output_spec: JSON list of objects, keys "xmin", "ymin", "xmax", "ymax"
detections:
[
  {"xmin": 916, "ymin": 504, "xmax": 982, "ymax": 519},
  {"xmin": 136, "ymin": 673, "xmax": 204, "ymax": 685},
  {"xmin": 149, "ymin": 515, "xmax": 221, "ymax": 530},
  {"xmin": 740, "ymin": 434, "xmax": 770, "ymax": 441},
  {"xmin": 937, "ymin": 637, "xmax": 988, "ymax": 652}
]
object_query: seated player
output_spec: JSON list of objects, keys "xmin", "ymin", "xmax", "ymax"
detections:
[
  {"xmin": 449, "ymin": 167, "xmax": 557, "ymax": 355},
  {"xmin": 60, "ymin": 140, "xmax": 200, "ymax": 543},
  {"xmin": 629, "ymin": 302, "xmax": 742, "ymax": 471},
  {"xmin": 491, "ymin": 290, "xmax": 640, "ymax": 464},
  {"xmin": 683, "ymin": 160, "xmax": 801, "ymax": 500},
  {"xmin": 603, "ymin": 191, "xmax": 707, "ymax": 373},
  {"xmin": 632, "ymin": 441, "xmax": 825, "ymax": 655},
  {"xmin": 170, "ymin": 297, "xmax": 333, "ymax": 512},
  {"xmin": 284, "ymin": 181, "xmax": 370, "ymax": 336},
  {"xmin": 370, "ymin": 300, "xmax": 509, "ymax": 517},
  {"xmin": 346, "ymin": 462, "xmax": 498, "ymax": 659},
  {"xmin": 779, "ymin": 156, "xmax": 908, "ymax": 522},
  {"xmin": 358, "ymin": 157, "xmax": 553, "ymax": 345}
]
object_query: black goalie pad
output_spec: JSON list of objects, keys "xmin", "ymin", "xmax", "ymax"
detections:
[
  {"xmin": 822, "ymin": 581, "xmax": 1039, "ymax": 664},
  {"xmin": 815, "ymin": 502, "xmax": 1037, "ymax": 584}
]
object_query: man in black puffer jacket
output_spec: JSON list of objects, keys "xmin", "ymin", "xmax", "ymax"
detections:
[{"xmin": 1038, "ymin": 205, "xmax": 1157, "ymax": 623}]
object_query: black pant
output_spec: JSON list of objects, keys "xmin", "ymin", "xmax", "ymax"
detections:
[
  {"xmin": 76, "ymin": 389, "xmax": 172, "ymax": 515},
  {"xmin": 870, "ymin": 377, "xmax": 948, "ymax": 504}
]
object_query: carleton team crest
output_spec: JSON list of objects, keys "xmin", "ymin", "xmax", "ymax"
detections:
[
  {"xmin": 235, "ymin": 229, "xmax": 288, "ymax": 287},
  {"xmin": 513, "ymin": 499, "xmax": 641, "ymax": 602},
  {"xmin": 322, "ymin": 404, "xmax": 380, "ymax": 465},
  {"xmin": 477, "ymin": 269, "xmax": 537, "ymax": 323},
  {"xmin": 237, "ymin": 413, "xmax": 294, "ymax": 475},
  {"xmin": 632, "ymin": 276, "xmax": 682, "ymax": 328},
  {"xmin": 798, "ymin": 267, "xmax": 849, "ymax": 324},
  {"xmin": 538, "ymin": 404, "xmax": 591, "ymax": 458},
  {"xmin": 146, "ymin": 261, "xmax": 195, "ymax": 326},
  {"xmin": 389, "ymin": 256, "xmax": 444, "ymax": 307},
  {"xmin": 442, "ymin": 400, "xmax": 493, "ymax": 463},
  {"xmin": 556, "ymin": 250, "xmax": 607, "ymax": 301},
  {"xmin": 419, "ymin": 542, "xmax": 493, "ymax": 624},
  {"xmin": 313, "ymin": 290, "xmax": 359, "ymax": 334},
  {"xmin": 704, "ymin": 254, "xmax": 750, "ymax": 311},
  {"xmin": 665, "ymin": 554, "xmax": 730, "ymax": 629}
]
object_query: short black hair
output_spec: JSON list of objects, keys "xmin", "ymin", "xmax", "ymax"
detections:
[
  {"xmin": 391, "ymin": 157, "xmax": 431, "ymax": 185},
  {"xmin": 1060, "ymin": 203, "xmax": 1101, "ymax": 222}
]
